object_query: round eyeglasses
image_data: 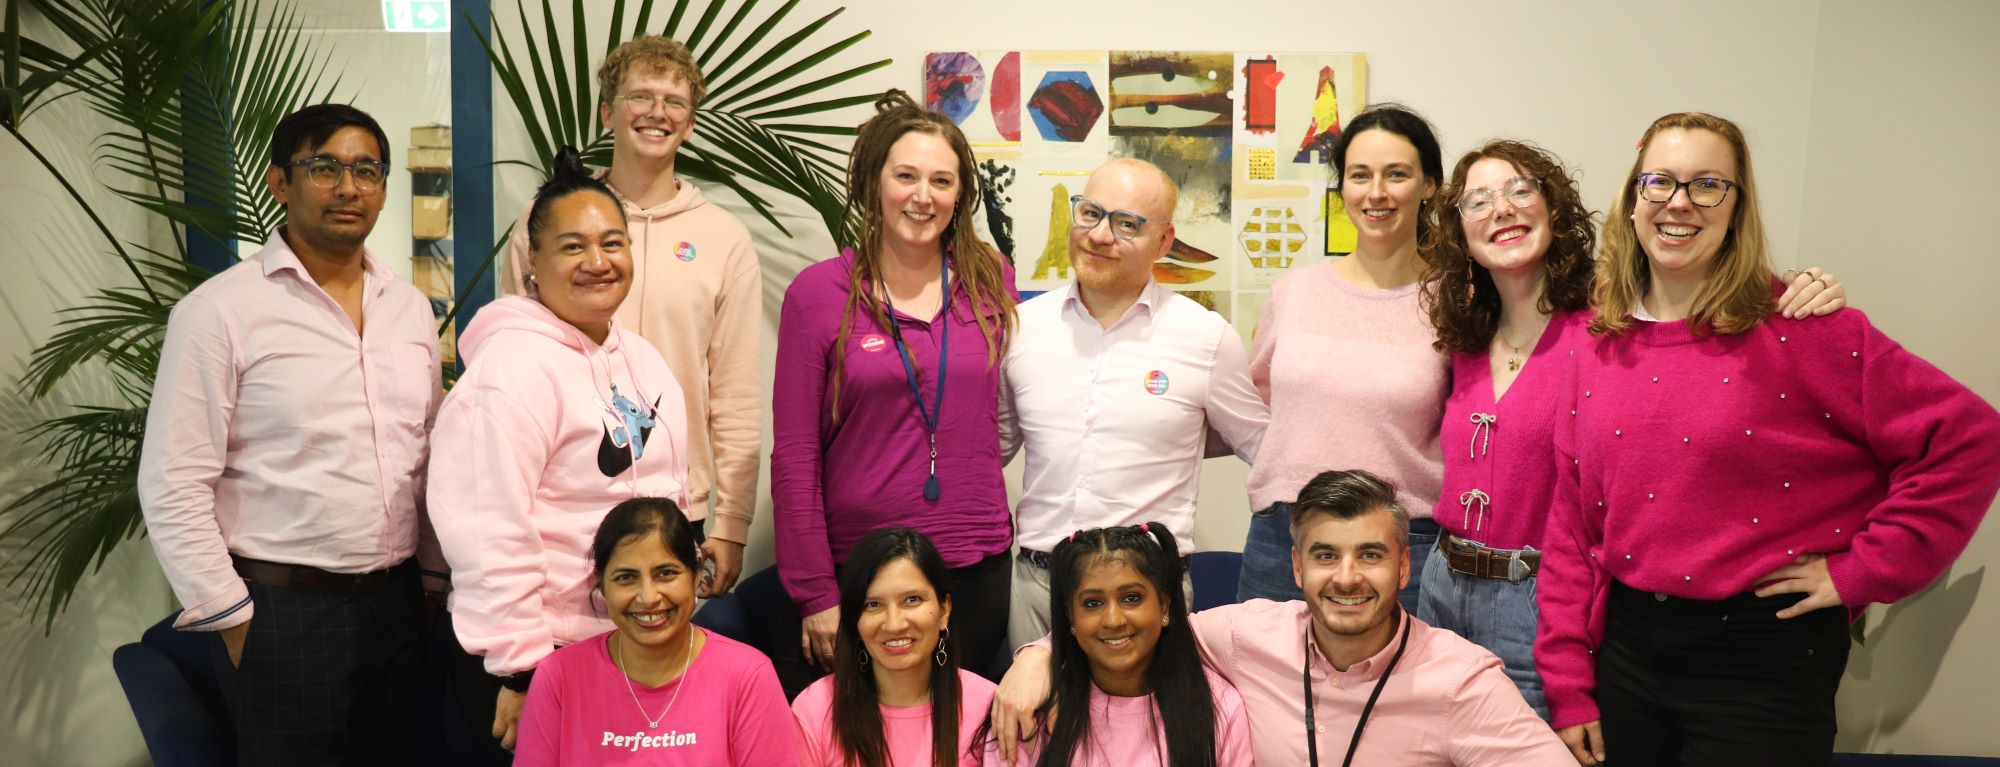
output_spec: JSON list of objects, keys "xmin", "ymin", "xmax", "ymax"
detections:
[
  {"xmin": 1456, "ymin": 176, "xmax": 1542, "ymax": 222},
  {"xmin": 1069, "ymin": 195, "xmax": 1148, "ymax": 241},
  {"xmin": 612, "ymin": 92, "xmax": 694, "ymax": 119},
  {"xmin": 1634, "ymin": 173, "xmax": 1735, "ymax": 208}
]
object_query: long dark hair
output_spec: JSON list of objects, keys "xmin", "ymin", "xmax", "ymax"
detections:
[
  {"xmin": 832, "ymin": 528, "xmax": 961, "ymax": 767},
  {"xmin": 1040, "ymin": 524, "xmax": 1215, "ymax": 767},
  {"xmin": 830, "ymin": 89, "xmax": 1016, "ymax": 422},
  {"xmin": 1330, "ymin": 103, "xmax": 1445, "ymax": 247}
]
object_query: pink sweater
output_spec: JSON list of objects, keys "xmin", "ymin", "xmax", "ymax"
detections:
[
  {"xmin": 1433, "ymin": 310, "xmax": 1592, "ymax": 549},
  {"xmin": 792, "ymin": 670, "xmax": 996, "ymax": 767},
  {"xmin": 514, "ymin": 629, "xmax": 799, "ymax": 766},
  {"xmin": 1536, "ymin": 308, "xmax": 2000, "ymax": 729},
  {"xmin": 1245, "ymin": 261, "xmax": 1449, "ymax": 515}
]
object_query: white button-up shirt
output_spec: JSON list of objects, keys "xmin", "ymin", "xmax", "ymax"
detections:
[
  {"xmin": 1001, "ymin": 280, "xmax": 1267, "ymax": 552},
  {"xmin": 138, "ymin": 229, "xmax": 442, "ymax": 631}
]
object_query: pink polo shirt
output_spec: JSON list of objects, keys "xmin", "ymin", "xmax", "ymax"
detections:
[
  {"xmin": 138, "ymin": 228, "xmax": 442, "ymax": 631},
  {"xmin": 1187, "ymin": 601, "xmax": 1571, "ymax": 766},
  {"xmin": 986, "ymin": 668, "xmax": 1253, "ymax": 767}
]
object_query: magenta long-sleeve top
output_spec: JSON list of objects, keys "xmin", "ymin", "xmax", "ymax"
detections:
[
  {"xmin": 771, "ymin": 249, "xmax": 1017, "ymax": 615},
  {"xmin": 1535, "ymin": 305, "xmax": 2000, "ymax": 729},
  {"xmin": 1432, "ymin": 310, "xmax": 1593, "ymax": 550}
]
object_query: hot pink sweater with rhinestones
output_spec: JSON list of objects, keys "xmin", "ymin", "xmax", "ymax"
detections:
[{"xmin": 1534, "ymin": 308, "xmax": 2000, "ymax": 729}]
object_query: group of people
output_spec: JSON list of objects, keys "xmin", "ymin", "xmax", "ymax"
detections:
[{"xmin": 133, "ymin": 28, "xmax": 2000, "ymax": 767}]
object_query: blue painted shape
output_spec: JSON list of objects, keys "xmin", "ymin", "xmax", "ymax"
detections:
[{"xmin": 1026, "ymin": 71, "xmax": 1101, "ymax": 142}]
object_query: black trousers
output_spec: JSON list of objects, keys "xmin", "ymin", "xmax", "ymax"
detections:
[
  {"xmin": 210, "ymin": 562, "xmax": 424, "ymax": 767},
  {"xmin": 442, "ymin": 614, "xmax": 531, "ymax": 767},
  {"xmin": 1596, "ymin": 581, "xmax": 1849, "ymax": 767},
  {"xmin": 766, "ymin": 549, "xmax": 1012, "ymax": 699}
]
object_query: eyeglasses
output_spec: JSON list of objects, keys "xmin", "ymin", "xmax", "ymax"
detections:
[
  {"xmin": 283, "ymin": 156, "xmax": 389, "ymax": 192},
  {"xmin": 1456, "ymin": 176, "xmax": 1542, "ymax": 221},
  {"xmin": 1070, "ymin": 195, "xmax": 1149, "ymax": 241},
  {"xmin": 1633, "ymin": 173, "xmax": 1735, "ymax": 208},
  {"xmin": 612, "ymin": 92, "xmax": 694, "ymax": 118}
]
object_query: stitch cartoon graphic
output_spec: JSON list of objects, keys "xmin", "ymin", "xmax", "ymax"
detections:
[{"xmin": 596, "ymin": 388, "xmax": 661, "ymax": 477}]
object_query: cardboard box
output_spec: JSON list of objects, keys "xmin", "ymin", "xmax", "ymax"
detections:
[
  {"xmin": 410, "ymin": 124, "xmax": 452, "ymax": 147},
  {"xmin": 407, "ymin": 146, "xmax": 452, "ymax": 171},
  {"xmin": 413, "ymin": 195, "xmax": 451, "ymax": 240}
]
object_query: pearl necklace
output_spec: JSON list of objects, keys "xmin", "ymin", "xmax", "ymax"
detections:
[{"xmin": 613, "ymin": 627, "xmax": 695, "ymax": 730}]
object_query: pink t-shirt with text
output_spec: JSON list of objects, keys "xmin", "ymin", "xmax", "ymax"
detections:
[{"xmin": 514, "ymin": 629, "xmax": 799, "ymax": 766}]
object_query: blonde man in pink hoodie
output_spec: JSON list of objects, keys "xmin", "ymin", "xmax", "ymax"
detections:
[{"xmin": 499, "ymin": 36, "xmax": 762, "ymax": 597}]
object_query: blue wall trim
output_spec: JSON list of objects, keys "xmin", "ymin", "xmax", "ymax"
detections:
[{"xmin": 449, "ymin": 0, "xmax": 495, "ymax": 363}]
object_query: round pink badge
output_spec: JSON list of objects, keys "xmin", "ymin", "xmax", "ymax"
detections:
[
  {"xmin": 1144, "ymin": 370, "xmax": 1169, "ymax": 395},
  {"xmin": 674, "ymin": 242, "xmax": 696, "ymax": 262},
  {"xmin": 860, "ymin": 334, "xmax": 887, "ymax": 353}
]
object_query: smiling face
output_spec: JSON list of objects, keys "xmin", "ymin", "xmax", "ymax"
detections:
[
  {"xmin": 1339, "ymin": 128, "xmax": 1436, "ymax": 251},
  {"xmin": 1633, "ymin": 127, "xmax": 1739, "ymax": 280},
  {"xmin": 1070, "ymin": 160, "xmax": 1176, "ymax": 297},
  {"xmin": 601, "ymin": 530, "xmax": 698, "ymax": 653},
  {"xmin": 856, "ymin": 557, "xmax": 951, "ymax": 680},
  {"xmin": 530, "ymin": 191, "xmax": 632, "ymax": 339},
  {"xmin": 602, "ymin": 66, "xmax": 696, "ymax": 164},
  {"xmin": 876, "ymin": 130, "xmax": 962, "ymax": 253},
  {"xmin": 1292, "ymin": 507, "xmax": 1408, "ymax": 650},
  {"xmin": 1459, "ymin": 157, "xmax": 1552, "ymax": 277},
  {"xmin": 265, "ymin": 125, "xmax": 387, "ymax": 253},
  {"xmin": 1068, "ymin": 556, "xmax": 1166, "ymax": 695}
]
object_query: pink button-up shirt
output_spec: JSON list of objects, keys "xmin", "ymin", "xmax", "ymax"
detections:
[
  {"xmin": 1188, "ymin": 600, "xmax": 1571, "ymax": 766},
  {"xmin": 138, "ymin": 229, "xmax": 442, "ymax": 631}
]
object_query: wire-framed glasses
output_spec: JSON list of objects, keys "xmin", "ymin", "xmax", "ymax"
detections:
[{"xmin": 1456, "ymin": 176, "xmax": 1542, "ymax": 221}]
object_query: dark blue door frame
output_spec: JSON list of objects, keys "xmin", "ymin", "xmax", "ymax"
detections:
[{"xmin": 449, "ymin": 0, "xmax": 495, "ymax": 359}]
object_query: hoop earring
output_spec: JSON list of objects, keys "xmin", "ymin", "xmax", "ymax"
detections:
[
  {"xmin": 934, "ymin": 628, "xmax": 950, "ymax": 667},
  {"xmin": 859, "ymin": 650, "xmax": 869, "ymax": 668},
  {"xmin": 525, "ymin": 273, "xmax": 540, "ymax": 298}
]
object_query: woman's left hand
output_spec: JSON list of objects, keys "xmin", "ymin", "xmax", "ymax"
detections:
[
  {"xmin": 1777, "ymin": 267, "xmax": 1846, "ymax": 318},
  {"xmin": 1754, "ymin": 554, "xmax": 1846, "ymax": 618}
]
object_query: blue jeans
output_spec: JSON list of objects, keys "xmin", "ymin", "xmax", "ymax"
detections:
[
  {"xmin": 1237, "ymin": 501, "xmax": 1437, "ymax": 614},
  {"xmin": 1415, "ymin": 543, "xmax": 1549, "ymax": 719}
]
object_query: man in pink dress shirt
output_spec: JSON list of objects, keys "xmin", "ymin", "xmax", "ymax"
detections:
[
  {"xmin": 138, "ymin": 104, "xmax": 443, "ymax": 765},
  {"xmin": 993, "ymin": 470, "xmax": 1571, "ymax": 766}
]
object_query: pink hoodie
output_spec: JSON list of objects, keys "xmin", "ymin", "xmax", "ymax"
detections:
[{"xmin": 429, "ymin": 295, "xmax": 689, "ymax": 676}]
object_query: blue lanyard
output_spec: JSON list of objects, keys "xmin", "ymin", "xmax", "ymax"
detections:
[{"xmin": 879, "ymin": 255, "xmax": 950, "ymax": 501}]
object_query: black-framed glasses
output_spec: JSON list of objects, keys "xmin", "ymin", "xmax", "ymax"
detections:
[
  {"xmin": 1634, "ymin": 173, "xmax": 1735, "ymax": 207},
  {"xmin": 283, "ymin": 156, "xmax": 389, "ymax": 192},
  {"xmin": 611, "ymin": 92, "xmax": 694, "ymax": 118},
  {"xmin": 1456, "ymin": 176, "xmax": 1542, "ymax": 221},
  {"xmin": 1069, "ymin": 195, "xmax": 1148, "ymax": 241}
]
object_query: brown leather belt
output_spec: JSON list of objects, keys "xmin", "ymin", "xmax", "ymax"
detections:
[
  {"xmin": 232, "ymin": 555, "xmax": 410, "ymax": 593},
  {"xmin": 1438, "ymin": 534, "xmax": 1540, "ymax": 581}
]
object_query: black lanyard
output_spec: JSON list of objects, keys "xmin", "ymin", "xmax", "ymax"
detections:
[
  {"xmin": 1304, "ymin": 611, "xmax": 1412, "ymax": 767},
  {"xmin": 879, "ymin": 255, "xmax": 950, "ymax": 501}
]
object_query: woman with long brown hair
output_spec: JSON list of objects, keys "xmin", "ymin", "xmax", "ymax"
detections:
[
  {"xmin": 770, "ymin": 90, "xmax": 1018, "ymax": 697},
  {"xmin": 1536, "ymin": 112, "xmax": 2000, "ymax": 766}
]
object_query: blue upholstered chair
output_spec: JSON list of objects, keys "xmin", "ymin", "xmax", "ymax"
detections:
[{"xmin": 112, "ymin": 614, "xmax": 234, "ymax": 767}]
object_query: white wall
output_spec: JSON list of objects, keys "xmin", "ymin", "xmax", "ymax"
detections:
[{"xmin": 1800, "ymin": 0, "xmax": 2000, "ymax": 755}]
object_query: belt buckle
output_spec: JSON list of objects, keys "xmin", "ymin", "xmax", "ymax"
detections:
[{"xmin": 1507, "ymin": 545, "xmax": 1537, "ymax": 582}]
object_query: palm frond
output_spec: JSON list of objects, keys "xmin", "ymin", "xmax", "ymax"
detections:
[
  {"xmin": 482, "ymin": 0, "xmax": 887, "ymax": 237},
  {"xmin": 1, "ymin": 404, "xmax": 149, "ymax": 631}
]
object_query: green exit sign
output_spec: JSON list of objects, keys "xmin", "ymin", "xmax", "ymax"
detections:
[{"xmin": 382, "ymin": 0, "xmax": 449, "ymax": 33}]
